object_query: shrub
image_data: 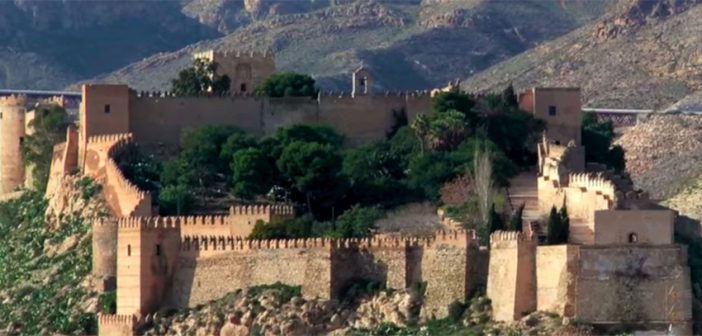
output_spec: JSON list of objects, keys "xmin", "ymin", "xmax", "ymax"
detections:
[
  {"xmin": 448, "ymin": 300, "xmax": 468, "ymax": 322},
  {"xmin": 99, "ymin": 291, "xmax": 117, "ymax": 314},
  {"xmin": 247, "ymin": 282, "xmax": 302, "ymax": 303}
]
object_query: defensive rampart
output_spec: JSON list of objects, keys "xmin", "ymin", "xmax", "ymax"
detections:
[
  {"xmin": 96, "ymin": 135, "xmax": 152, "ymax": 217},
  {"xmin": 487, "ymin": 231, "xmax": 536, "ymax": 322},
  {"xmin": 46, "ymin": 125, "xmax": 79, "ymax": 197},
  {"xmin": 110, "ymin": 225, "xmax": 485, "ymax": 321},
  {"xmin": 81, "ymin": 85, "xmax": 432, "ymax": 149}
]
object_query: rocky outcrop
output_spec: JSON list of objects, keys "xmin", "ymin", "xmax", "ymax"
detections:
[{"xmin": 615, "ymin": 115, "xmax": 702, "ymax": 200}]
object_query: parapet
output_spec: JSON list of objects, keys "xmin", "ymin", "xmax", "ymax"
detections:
[
  {"xmin": 0, "ymin": 94, "xmax": 27, "ymax": 106},
  {"xmin": 87, "ymin": 133, "xmax": 133, "ymax": 144},
  {"xmin": 181, "ymin": 235, "xmax": 335, "ymax": 253},
  {"xmin": 118, "ymin": 217, "xmax": 181, "ymax": 231},
  {"xmin": 193, "ymin": 49, "xmax": 274, "ymax": 61},
  {"xmin": 229, "ymin": 204, "xmax": 294, "ymax": 216},
  {"xmin": 568, "ymin": 172, "xmax": 616, "ymax": 199},
  {"xmin": 490, "ymin": 230, "xmax": 526, "ymax": 242},
  {"xmin": 97, "ymin": 313, "xmax": 136, "ymax": 325}
]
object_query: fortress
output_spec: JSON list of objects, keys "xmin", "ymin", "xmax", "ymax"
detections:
[{"xmin": 0, "ymin": 51, "xmax": 693, "ymax": 335}]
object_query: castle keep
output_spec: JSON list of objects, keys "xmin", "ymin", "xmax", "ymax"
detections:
[{"xmin": 0, "ymin": 49, "xmax": 691, "ymax": 335}]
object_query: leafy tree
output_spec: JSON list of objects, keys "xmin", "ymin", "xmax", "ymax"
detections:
[
  {"xmin": 220, "ymin": 132, "xmax": 257, "ymax": 162},
  {"xmin": 426, "ymin": 110, "xmax": 469, "ymax": 151},
  {"xmin": 158, "ymin": 184, "xmax": 193, "ymax": 216},
  {"xmin": 582, "ymin": 112, "xmax": 626, "ymax": 171},
  {"xmin": 485, "ymin": 107, "xmax": 545, "ymax": 167},
  {"xmin": 388, "ymin": 126, "xmax": 421, "ymax": 168},
  {"xmin": 273, "ymin": 124, "xmax": 344, "ymax": 148},
  {"xmin": 230, "ymin": 148, "xmax": 273, "ymax": 200},
  {"xmin": 450, "ymin": 137, "xmax": 517, "ymax": 187},
  {"xmin": 171, "ymin": 58, "xmax": 230, "ymax": 96},
  {"xmin": 115, "ymin": 144, "xmax": 161, "ymax": 192},
  {"xmin": 407, "ymin": 152, "xmax": 455, "ymax": 201},
  {"xmin": 276, "ymin": 141, "xmax": 346, "ymax": 215},
  {"xmin": 559, "ymin": 205, "xmax": 570, "ymax": 242},
  {"xmin": 21, "ymin": 104, "xmax": 68, "ymax": 192},
  {"xmin": 343, "ymin": 141, "xmax": 413, "ymax": 207},
  {"xmin": 432, "ymin": 89, "xmax": 476, "ymax": 116},
  {"xmin": 255, "ymin": 72, "xmax": 318, "ymax": 98},
  {"xmin": 179, "ymin": 125, "xmax": 244, "ymax": 185},
  {"xmin": 248, "ymin": 216, "xmax": 314, "ymax": 240},
  {"xmin": 328, "ymin": 205, "xmax": 383, "ymax": 238}
]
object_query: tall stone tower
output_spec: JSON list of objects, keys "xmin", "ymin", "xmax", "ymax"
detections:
[
  {"xmin": 0, "ymin": 95, "xmax": 27, "ymax": 194},
  {"xmin": 193, "ymin": 50, "xmax": 276, "ymax": 94}
]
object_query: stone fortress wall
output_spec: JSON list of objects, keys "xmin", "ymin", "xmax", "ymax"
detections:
[
  {"xmin": 0, "ymin": 95, "xmax": 28, "ymax": 194},
  {"xmin": 8, "ymin": 49, "xmax": 689, "ymax": 335},
  {"xmin": 489, "ymin": 91, "xmax": 693, "ymax": 333}
]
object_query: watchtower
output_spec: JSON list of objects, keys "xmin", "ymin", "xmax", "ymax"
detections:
[
  {"xmin": 519, "ymin": 87, "xmax": 582, "ymax": 146},
  {"xmin": 352, "ymin": 66, "xmax": 372, "ymax": 97},
  {"xmin": 193, "ymin": 50, "xmax": 276, "ymax": 94},
  {"xmin": 0, "ymin": 95, "xmax": 27, "ymax": 194}
]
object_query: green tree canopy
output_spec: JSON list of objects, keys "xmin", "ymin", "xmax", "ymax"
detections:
[
  {"xmin": 230, "ymin": 148, "xmax": 273, "ymax": 200},
  {"xmin": 328, "ymin": 205, "xmax": 383, "ymax": 238},
  {"xmin": 582, "ymin": 112, "xmax": 626, "ymax": 171},
  {"xmin": 21, "ymin": 105, "xmax": 68, "ymax": 192},
  {"xmin": 171, "ymin": 58, "xmax": 231, "ymax": 96},
  {"xmin": 179, "ymin": 125, "xmax": 244, "ymax": 184},
  {"xmin": 276, "ymin": 141, "xmax": 346, "ymax": 215},
  {"xmin": 255, "ymin": 72, "xmax": 318, "ymax": 98}
]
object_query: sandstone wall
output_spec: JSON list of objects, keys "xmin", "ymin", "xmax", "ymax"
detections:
[
  {"xmin": 46, "ymin": 125, "xmax": 79, "ymax": 197},
  {"xmin": 419, "ymin": 231, "xmax": 482, "ymax": 319},
  {"xmin": 100, "ymin": 136, "xmax": 152, "ymax": 217},
  {"xmin": 487, "ymin": 231, "xmax": 536, "ymax": 322},
  {"xmin": 171, "ymin": 241, "xmax": 332, "ymax": 308},
  {"xmin": 574, "ymin": 245, "xmax": 692, "ymax": 332},
  {"xmin": 129, "ymin": 95, "xmax": 264, "ymax": 145},
  {"xmin": 535, "ymin": 245, "xmax": 576, "ymax": 315},
  {"xmin": 593, "ymin": 210, "xmax": 675, "ymax": 245},
  {"xmin": 116, "ymin": 218, "xmax": 181, "ymax": 316}
]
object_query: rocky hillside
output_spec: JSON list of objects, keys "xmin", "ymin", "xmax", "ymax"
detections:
[
  {"xmin": 74, "ymin": 0, "xmax": 612, "ymax": 92},
  {"xmin": 0, "ymin": 176, "xmax": 109, "ymax": 334},
  {"xmin": 461, "ymin": 0, "xmax": 702, "ymax": 109},
  {"xmin": 615, "ymin": 114, "xmax": 702, "ymax": 215},
  {"xmin": 0, "ymin": 0, "xmax": 218, "ymax": 89},
  {"xmin": 138, "ymin": 283, "xmax": 593, "ymax": 336}
]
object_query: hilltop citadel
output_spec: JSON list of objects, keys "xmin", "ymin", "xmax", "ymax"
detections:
[{"xmin": 0, "ymin": 50, "xmax": 693, "ymax": 335}]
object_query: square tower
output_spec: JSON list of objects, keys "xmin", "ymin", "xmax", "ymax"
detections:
[
  {"xmin": 519, "ymin": 88, "xmax": 582, "ymax": 146},
  {"xmin": 193, "ymin": 50, "xmax": 276, "ymax": 94}
]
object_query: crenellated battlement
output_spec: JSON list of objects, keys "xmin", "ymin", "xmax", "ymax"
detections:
[
  {"xmin": 490, "ymin": 230, "xmax": 526, "ymax": 242},
  {"xmin": 317, "ymin": 90, "xmax": 431, "ymax": 98},
  {"xmin": 179, "ymin": 229, "xmax": 476, "ymax": 253},
  {"xmin": 229, "ymin": 204, "xmax": 294, "ymax": 216},
  {"xmin": 568, "ymin": 172, "xmax": 616, "ymax": 200},
  {"xmin": 0, "ymin": 94, "xmax": 27, "ymax": 106},
  {"xmin": 118, "ymin": 217, "xmax": 181, "ymax": 230},
  {"xmin": 98, "ymin": 313, "xmax": 136, "ymax": 325},
  {"xmin": 87, "ymin": 133, "xmax": 133, "ymax": 144},
  {"xmin": 194, "ymin": 49, "xmax": 274, "ymax": 61}
]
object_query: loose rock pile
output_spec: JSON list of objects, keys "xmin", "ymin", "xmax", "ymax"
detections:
[{"xmin": 615, "ymin": 114, "xmax": 702, "ymax": 200}]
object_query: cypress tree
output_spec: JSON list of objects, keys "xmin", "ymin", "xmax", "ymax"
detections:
[
  {"xmin": 558, "ymin": 205, "xmax": 570, "ymax": 244},
  {"xmin": 488, "ymin": 203, "xmax": 504, "ymax": 234},
  {"xmin": 509, "ymin": 203, "xmax": 525, "ymax": 231},
  {"xmin": 547, "ymin": 206, "xmax": 560, "ymax": 244}
]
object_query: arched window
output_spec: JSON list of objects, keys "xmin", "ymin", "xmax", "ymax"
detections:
[
  {"xmin": 156, "ymin": 244, "xmax": 161, "ymax": 256},
  {"xmin": 240, "ymin": 83, "xmax": 247, "ymax": 92},
  {"xmin": 628, "ymin": 232, "xmax": 638, "ymax": 243},
  {"xmin": 127, "ymin": 244, "xmax": 131, "ymax": 256}
]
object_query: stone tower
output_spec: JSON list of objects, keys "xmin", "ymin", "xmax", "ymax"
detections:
[
  {"xmin": 0, "ymin": 95, "xmax": 27, "ymax": 194},
  {"xmin": 193, "ymin": 50, "xmax": 276, "ymax": 94},
  {"xmin": 352, "ymin": 66, "xmax": 372, "ymax": 97}
]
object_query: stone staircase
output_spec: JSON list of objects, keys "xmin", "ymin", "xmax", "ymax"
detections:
[{"xmin": 507, "ymin": 171, "xmax": 543, "ymax": 239}]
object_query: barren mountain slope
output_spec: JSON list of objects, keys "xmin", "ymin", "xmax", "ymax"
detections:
[
  {"xmin": 78, "ymin": 0, "xmax": 613, "ymax": 92},
  {"xmin": 0, "ymin": 0, "xmax": 218, "ymax": 90},
  {"xmin": 461, "ymin": 0, "xmax": 702, "ymax": 109}
]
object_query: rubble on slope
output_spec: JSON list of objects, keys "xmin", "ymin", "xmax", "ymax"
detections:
[{"xmin": 615, "ymin": 114, "xmax": 702, "ymax": 200}]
